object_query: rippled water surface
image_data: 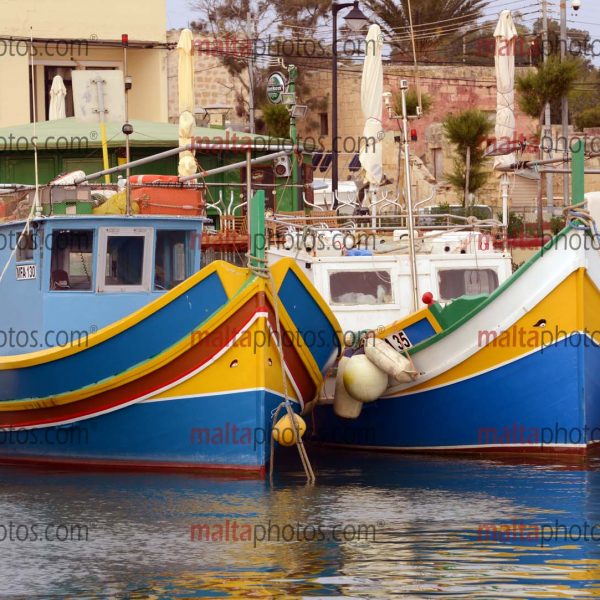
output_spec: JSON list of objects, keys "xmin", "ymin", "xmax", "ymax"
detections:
[{"xmin": 0, "ymin": 449, "xmax": 599, "ymax": 598}]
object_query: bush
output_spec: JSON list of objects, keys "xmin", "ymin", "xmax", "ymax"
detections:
[
  {"xmin": 498, "ymin": 211, "xmax": 524, "ymax": 238},
  {"xmin": 261, "ymin": 104, "xmax": 290, "ymax": 139},
  {"xmin": 550, "ymin": 215, "xmax": 566, "ymax": 235},
  {"xmin": 395, "ymin": 90, "xmax": 433, "ymax": 117},
  {"xmin": 574, "ymin": 106, "xmax": 600, "ymax": 131}
]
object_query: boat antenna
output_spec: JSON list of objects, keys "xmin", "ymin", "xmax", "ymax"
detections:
[
  {"xmin": 400, "ymin": 80, "xmax": 419, "ymax": 311},
  {"xmin": 406, "ymin": 0, "xmax": 423, "ymax": 117},
  {"xmin": 30, "ymin": 28, "xmax": 41, "ymax": 217}
]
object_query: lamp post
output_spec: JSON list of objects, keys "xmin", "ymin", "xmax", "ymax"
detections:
[{"xmin": 331, "ymin": 1, "xmax": 368, "ymax": 208}]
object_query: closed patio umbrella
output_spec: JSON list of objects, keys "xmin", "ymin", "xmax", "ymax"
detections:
[
  {"xmin": 493, "ymin": 10, "xmax": 518, "ymax": 169},
  {"xmin": 359, "ymin": 23, "xmax": 384, "ymax": 186},
  {"xmin": 177, "ymin": 28, "xmax": 197, "ymax": 177},
  {"xmin": 48, "ymin": 75, "xmax": 67, "ymax": 120}
]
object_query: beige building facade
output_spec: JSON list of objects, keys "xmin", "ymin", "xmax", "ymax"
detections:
[{"xmin": 0, "ymin": 0, "xmax": 168, "ymax": 127}]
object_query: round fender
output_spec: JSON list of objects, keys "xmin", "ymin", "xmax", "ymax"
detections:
[{"xmin": 343, "ymin": 354, "xmax": 388, "ymax": 403}]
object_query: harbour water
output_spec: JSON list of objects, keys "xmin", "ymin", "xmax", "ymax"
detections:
[{"xmin": 1, "ymin": 449, "xmax": 599, "ymax": 599}]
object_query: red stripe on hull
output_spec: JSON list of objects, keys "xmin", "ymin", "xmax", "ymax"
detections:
[
  {"xmin": 313, "ymin": 442, "xmax": 600, "ymax": 461},
  {"xmin": 0, "ymin": 454, "xmax": 266, "ymax": 478},
  {"xmin": 0, "ymin": 293, "xmax": 317, "ymax": 428}
]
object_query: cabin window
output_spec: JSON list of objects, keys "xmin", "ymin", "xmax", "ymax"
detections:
[
  {"xmin": 438, "ymin": 268, "xmax": 499, "ymax": 301},
  {"xmin": 155, "ymin": 231, "xmax": 189, "ymax": 290},
  {"xmin": 16, "ymin": 232, "xmax": 35, "ymax": 262},
  {"xmin": 329, "ymin": 270, "xmax": 394, "ymax": 305},
  {"xmin": 50, "ymin": 230, "xmax": 94, "ymax": 291},
  {"xmin": 97, "ymin": 227, "xmax": 153, "ymax": 292}
]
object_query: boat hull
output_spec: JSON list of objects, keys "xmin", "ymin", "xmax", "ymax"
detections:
[
  {"xmin": 314, "ymin": 334, "xmax": 600, "ymax": 456},
  {"xmin": 0, "ymin": 389, "xmax": 286, "ymax": 475},
  {"xmin": 0, "ymin": 258, "xmax": 342, "ymax": 474},
  {"xmin": 313, "ymin": 229, "xmax": 600, "ymax": 458}
]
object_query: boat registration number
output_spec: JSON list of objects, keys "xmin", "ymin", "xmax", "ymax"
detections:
[
  {"xmin": 16, "ymin": 264, "xmax": 37, "ymax": 280},
  {"xmin": 385, "ymin": 330, "xmax": 412, "ymax": 351}
]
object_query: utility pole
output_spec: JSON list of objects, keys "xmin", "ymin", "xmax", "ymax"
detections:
[
  {"xmin": 542, "ymin": 0, "xmax": 554, "ymax": 208},
  {"xmin": 247, "ymin": 11, "xmax": 256, "ymax": 134},
  {"xmin": 288, "ymin": 64, "xmax": 300, "ymax": 209},
  {"xmin": 560, "ymin": 0, "xmax": 569, "ymax": 205}
]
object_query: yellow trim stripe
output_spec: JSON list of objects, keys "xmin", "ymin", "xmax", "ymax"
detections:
[
  {"xmin": 399, "ymin": 269, "xmax": 587, "ymax": 394},
  {"xmin": 0, "ymin": 260, "xmax": 249, "ymax": 370}
]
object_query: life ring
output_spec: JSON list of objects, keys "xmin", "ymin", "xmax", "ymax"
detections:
[
  {"xmin": 478, "ymin": 234, "xmax": 491, "ymax": 251},
  {"xmin": 128, "ymin": 175, "xmax": 180, "ymax": 184}
]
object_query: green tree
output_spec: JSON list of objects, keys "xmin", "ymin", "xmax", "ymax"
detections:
[
  {"xmin": 574, "ymin": 106, "xmax": 600, "ymax": 130},
  {"xmin": 516, "ymin": 55, "xmax": 581, "ymax": 129},
  {"xmin": 442, "ymin": 109, "xmax": 493, "ymax": 205},
  {"xmin": 190, "ymin": 0, "xmax": 330, "ymax": 128},
  {"xmin": 395, "ymin": 89, "xmax": 432, "ymax": 117},
  {"xmin": 261, "ymin": 104, "xmax": 290, "ymax": 138}
]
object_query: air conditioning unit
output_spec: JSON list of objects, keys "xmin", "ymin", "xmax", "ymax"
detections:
[{"xmin": 273, "ymin": 156, "xmax": 292, "ymax": 178}]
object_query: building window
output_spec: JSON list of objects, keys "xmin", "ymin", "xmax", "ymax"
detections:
[
  {"xmin": 50, "ymin": 230, "xmax": 94, "ymax": 291},
  {"xmin": 44, "ymin": 66, "xmax": 75, "ymax": 119},
  {"xmin": 437, "ymin": 268, "xmax": 498, "ymax": 301},
  {"xmin": 320, "ymin": 112, "xmax": 329, "ymax": 136},
  {"xmin": 155, "ymin": 231, "xmax": 189, "ymax": 290},
  {"xmin": 329, "ymin": 270, "xmax": 394, "ymax": 305}
]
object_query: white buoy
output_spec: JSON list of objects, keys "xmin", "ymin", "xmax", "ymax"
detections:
[
  {"xmin": 364, "ymin": 336, "xmax": 416, "ymax": 383},
  {"xmin": 333, "ymin": 356, "xmax": 363, "ymax": 419},
  {"xmin": 343, "ymin": 354, "xmax": 388, "ymax": 403}
]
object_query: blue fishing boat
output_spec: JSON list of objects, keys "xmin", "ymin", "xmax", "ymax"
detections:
[{"xmin": 0, "ymin": 184, "xmax": 341, "ymax": 474}]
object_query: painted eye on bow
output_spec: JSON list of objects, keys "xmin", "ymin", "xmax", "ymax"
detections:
[{"xmin": 533, "ymin": 319, "xmax": 547, "ymax": 328}]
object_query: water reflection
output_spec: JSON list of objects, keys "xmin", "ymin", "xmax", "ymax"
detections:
[{"xmin": 0, "ymin": 451, "xmax": 598, "ymax": 598}]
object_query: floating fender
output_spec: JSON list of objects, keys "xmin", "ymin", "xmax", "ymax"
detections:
[
  {"xmin": 333, "ymin": 356, "xmax": 363, "ymax": 419},
  {"xmin": 364, "ymin": 336, "xmax": 416, "ymax": 383},
  {"xmin": 272, "ymin": 413, "xmax": 307, "ymax": 447},
  {"xmin": 343, "ymin": 354, "xmax": 388, "ymax": 403}
]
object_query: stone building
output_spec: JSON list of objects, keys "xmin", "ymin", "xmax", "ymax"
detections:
[
  {"xmin": 166, "ymin": 30, "xmax": 249, "ymax": 128},
  {"xmin": 297, "ymin": 63, "xmax": 541, "ymax": 212}
]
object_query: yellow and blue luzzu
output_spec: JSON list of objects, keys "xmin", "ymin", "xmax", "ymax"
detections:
[
  {"xmin": 0, "ymin": 213, "xmax": 342, "ymax": 474},
  {"xmin": 313, "ymin": 225, "xmax": 600, "ymax": 458}
]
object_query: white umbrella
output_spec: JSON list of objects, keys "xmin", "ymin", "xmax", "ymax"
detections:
[
  {"xmin": 48, "ymin": 75, "xmax": 67, "ymax": 120},
  {"xmin": 177, "ymin": 28, "xmax": 196, "ymax": 177},
  {"xmin": 493, "ymin": 10, "xmax": 518, "ymax": 169},
  {"xmin": 359, "ymin": 23, "xmax": 384, "ymax": 186}
]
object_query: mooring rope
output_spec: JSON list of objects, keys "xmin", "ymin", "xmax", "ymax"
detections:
[{"xmin": 246, "ymin": 253, "xmax": 315, "ymax": 484}]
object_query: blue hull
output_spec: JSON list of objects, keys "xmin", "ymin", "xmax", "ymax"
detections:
[
  {"xmin": 313, "ymin": 336, "xmax": 600, "ymax": 455},
  {"xmin": 0, "ymin": 390, "xmax": 286, "ymax": 474}
]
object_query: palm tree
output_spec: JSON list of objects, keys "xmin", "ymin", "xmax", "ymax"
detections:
[
  {"xmin": 365, "ymin": 0, "xmax": 489, "ymax": 62},
  {"xmin": 442, "ymin": 109, "xmax": 493, "ymax": 206}
]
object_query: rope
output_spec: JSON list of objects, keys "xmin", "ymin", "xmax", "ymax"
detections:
[
  {"xmin": 254, "ymin": 256, "xmax": 315, "ymax": 485},
  {"xmin": 563, "ymin": 204, "xmax": 600, "ymax": 247}
]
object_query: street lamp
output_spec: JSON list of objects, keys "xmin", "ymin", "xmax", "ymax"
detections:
[{"xmin": 331, "ymin": 1, "xmax": 368, "ymax": 208}]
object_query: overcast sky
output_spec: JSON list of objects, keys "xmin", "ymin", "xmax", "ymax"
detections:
[{"xmin": 167, "ymin": 0, "xmax": 600, "ymax": 52}]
